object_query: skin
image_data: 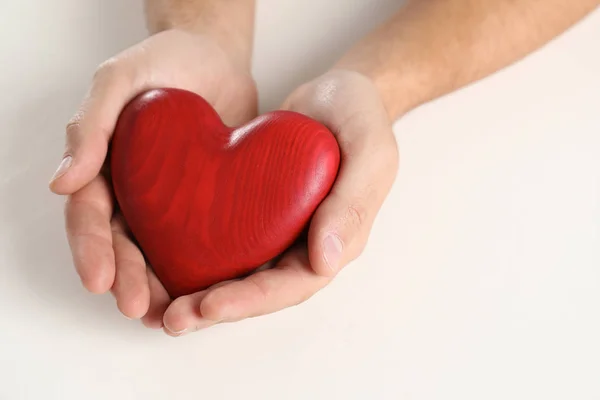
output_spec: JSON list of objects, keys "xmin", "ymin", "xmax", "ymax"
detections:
[{"xmin": 49, "ymin": 0, "xmax": 599, "ymax": 335}]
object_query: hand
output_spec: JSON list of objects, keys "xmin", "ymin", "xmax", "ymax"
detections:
[
  {"xmin": 160, "ymin": 70, "xmax": 399, "ymax": 335},
  {"xmin": 49, "ymin": 29, "xmax": 257, "ymax": 328}
]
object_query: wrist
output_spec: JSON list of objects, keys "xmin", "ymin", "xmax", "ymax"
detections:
[
  {"xmin": 197, "ymin": 24, "xmax": 254, "ymax": 71},
  {"xmin": 333, "ymin": 55, "xmax": 421, "ymax": 122},
  {"xmin": 144, "ymin": 0, "xmax": 255, "ymax": 70}
]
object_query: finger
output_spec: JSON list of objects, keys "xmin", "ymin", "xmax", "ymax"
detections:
[
  {"xmin": 110, "ymin": 214, "xmax": 150, "ymax": 319},
  {"xmin": 162, "ymin": 289, "xmax": 217, "ymax": 337},
  {"xmin": 141, "ymin": 268, "xmax": 171, "ymax": 329},
  {"xmin": 49, "ymin": 60, "xmax": 137, "ymax": 195},
  {"xmin": 65, "ymin": 175, "xmax": 115, "ymax": 294},
  {"xmin": 200, "ymin": 246, "xmax": 331, "ymax": 322}
]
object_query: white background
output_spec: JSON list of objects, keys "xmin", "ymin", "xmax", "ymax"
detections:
[{"xmin": 1, "ymin": 1, "xmax": 599, "ymax": 399}]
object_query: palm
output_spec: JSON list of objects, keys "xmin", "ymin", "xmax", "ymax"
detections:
[{"xmin": 161, "ymin": 241, "xmax": 331, "ymax": 335}]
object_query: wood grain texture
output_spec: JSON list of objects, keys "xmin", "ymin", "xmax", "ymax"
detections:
[{"xmin": 110, "ymin": 88, "xmax": 340, "ymax": 298}]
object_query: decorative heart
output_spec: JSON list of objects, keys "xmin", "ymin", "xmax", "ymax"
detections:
[{"xmin": 110, "ymin": 88, "xmax": 340, "ymax": 298}]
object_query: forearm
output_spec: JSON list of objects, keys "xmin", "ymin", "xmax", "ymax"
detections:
[
  {"xmin": 335, "ymin": 0, "xmax": 599, "ymax": 120},
  {"xmin": 144, "ymin": 0, "xmax": 256, "ymax": 68}
]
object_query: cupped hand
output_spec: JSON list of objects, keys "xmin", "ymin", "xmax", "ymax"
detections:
[
  {"xmin": 49, "ymin": 29, "xmax": 257, "ymax": 328},
  {"xmin": 161, "ymin": 70, "xmax": 399, "ymax": 336}
]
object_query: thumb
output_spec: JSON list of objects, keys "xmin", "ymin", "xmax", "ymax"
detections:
[
  {"xmin": 307, "ymin": 138, "xmax": 398, "ymax": 277},
  {"xmin": 281, "ymin": 70, "xmax": 400, "ymax": 276},
  {"xmin": 49, "ymin": 62, "xmax": 135, "ymax": 194}
]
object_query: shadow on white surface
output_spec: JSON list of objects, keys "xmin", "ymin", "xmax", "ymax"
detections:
[
  {"xmin": 0, "ymin": 0, "xmax": 147, "ymax": 336},
  {"xmin": 0, "ymin": 81, "xmax": 148, "ymax": 337}
]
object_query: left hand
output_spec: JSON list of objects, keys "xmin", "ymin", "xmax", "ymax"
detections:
[
  {"xmin": 49, "ymin": 29, "xmax": 258, "ymax": 329},
  {"xmin": 162, "ymin": 70, "xmax": 399, "ymax": 335}
]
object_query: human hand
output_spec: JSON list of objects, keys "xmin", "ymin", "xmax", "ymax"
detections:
[
  {"xmin": 160, "ymin": 70, "xmax": 399, "ymax": 335},
  {"xmin": 49, "ymin": 29, "xmax": 257, "ymax": 327}
]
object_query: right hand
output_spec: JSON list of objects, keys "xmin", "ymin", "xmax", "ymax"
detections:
[{"xmin": 48, "ymin": 29, "xmax": 258, "ymax": 328}]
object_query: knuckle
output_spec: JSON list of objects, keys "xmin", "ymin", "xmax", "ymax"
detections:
[
  {"xmin": 65, "ymin": 105, "xmax": 89, "ymax": 136},
  {"xmin": 345, "ymin": 203, "xmax": 369, "ymax": 258},
  {"xmin": 93, "ymin": 57, "xmax": 134, "ymax": 91},
  {"xmin": 336, "ymin": 195, "xmax": 374, "ymax": 259},
  {"xmin": 65, "ymin": 116, "xmax": 82, "ymax": 140},
  {"xmin": 64, "ymin": 59, "xmax": 124, "ymax": 145},
  {"xmin": 93, "ymin": 58, "xmax": 120, "ymax": 82},
  {"xmin": 345, "ymin": 201, "xmax": 368, "ymax": 232}
]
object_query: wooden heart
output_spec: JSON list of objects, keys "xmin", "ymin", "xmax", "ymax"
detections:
[{"xmin": 110, "ymin": 88, "xmax": 340, "ymax": 298}]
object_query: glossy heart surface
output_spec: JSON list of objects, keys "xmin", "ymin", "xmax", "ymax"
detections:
[{"xmin": 110, "ymin": 88, "xmax": 340, "ymax": 298}]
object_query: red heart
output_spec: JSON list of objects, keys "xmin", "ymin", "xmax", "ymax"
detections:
[{"xmin": 110, "ymin": 88, "xmax": 340, "ymax": 298}]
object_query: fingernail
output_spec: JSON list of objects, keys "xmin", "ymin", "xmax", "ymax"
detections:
[
  {"xmin": 165, "ymin": 326, "xmax": 187, "ymax": 335},
  {"xmin": 50, "ymin": 155, "xmax": 72, "ymax": 182},
  {"xmin": 323, "ymin": 233, "xmax": 343, "ymax": 272}
]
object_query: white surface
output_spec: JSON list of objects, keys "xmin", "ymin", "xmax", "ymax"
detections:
[{"xmin": 1, "ymin": 1, "xmax": 599, "ymax": 399}]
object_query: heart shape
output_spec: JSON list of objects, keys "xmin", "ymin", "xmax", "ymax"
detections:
[{"xmin": 110, "ymin": 88, "xmax": 340, "ymax": 298}]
